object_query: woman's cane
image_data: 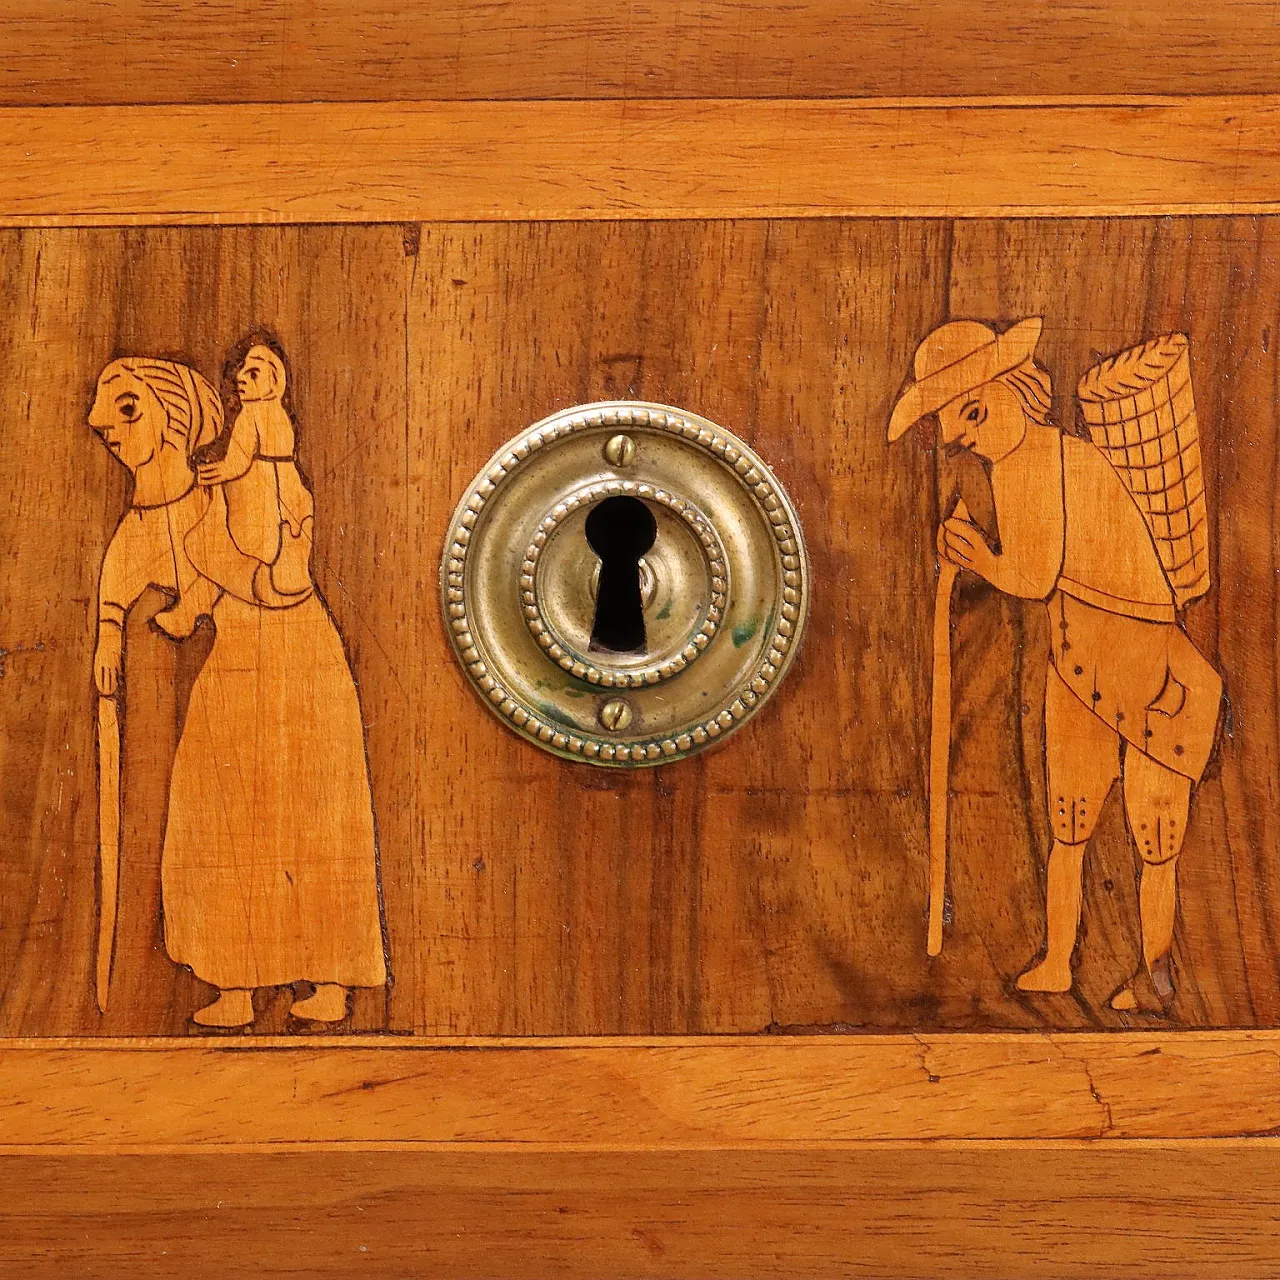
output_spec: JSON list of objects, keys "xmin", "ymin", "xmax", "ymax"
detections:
[
  {"xmin": 927, "ymin": 498, "xmax": 969, "ymax": 957},
  {"xmin": 96, "ymin": 692, "xmax": 121, "ymax": 1012}
]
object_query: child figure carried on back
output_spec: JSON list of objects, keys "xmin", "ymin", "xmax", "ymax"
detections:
[
  {"xmin": 155, "ymin": 343, "xmax": 315, "ymax": 637},
  {"xmin": 198, "ymin": 343, "xmax": 314, "ymax": 596}
]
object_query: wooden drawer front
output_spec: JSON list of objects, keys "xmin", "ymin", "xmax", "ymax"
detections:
[{"xmin": 2, "ymin": 216, "xmax": 1275, "ymax": 1036}]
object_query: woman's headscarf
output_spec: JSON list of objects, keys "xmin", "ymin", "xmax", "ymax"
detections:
[{"xmin": 116, "ymin": 358, "xmax": 222, "ymax": 457}]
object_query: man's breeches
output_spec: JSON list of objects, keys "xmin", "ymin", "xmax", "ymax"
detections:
[{"xmin": 1045, "ymin": 665, "xmax": 1192, "ymax": 863}]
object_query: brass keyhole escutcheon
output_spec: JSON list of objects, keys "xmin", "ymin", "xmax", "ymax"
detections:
[{"xmin": 442, "ymin": 402, "xmax": 809, "ymax": 766}]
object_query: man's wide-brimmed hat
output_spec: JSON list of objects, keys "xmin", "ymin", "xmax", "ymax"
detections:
[{"xmin": 887, "ymin": 317, "xmax": 1044, "ymax": 441}]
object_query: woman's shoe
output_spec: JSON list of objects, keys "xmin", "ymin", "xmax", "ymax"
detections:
[
  {"xmin": 192, "ymin": 989, "xmax": 255, "ymax": 1028},
  {"xmin": 289, "ymin": 984, "xmax": 349, "ymax": 1023}
]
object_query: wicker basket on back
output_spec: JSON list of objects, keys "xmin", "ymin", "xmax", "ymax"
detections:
[{"xmin": 1076, "ymin": 333, "xmax": 1210, "ymax": 609}]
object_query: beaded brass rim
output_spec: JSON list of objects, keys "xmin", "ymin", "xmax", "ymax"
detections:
[
  {"xmin": 441, "ymin": 401, "xmax": 809, "ymax": 767},
  {"xmin": 520, "ymin": 479, "xmax": 729, "ymax": 688}
]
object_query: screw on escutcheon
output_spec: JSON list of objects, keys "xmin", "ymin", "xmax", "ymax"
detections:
[
  {"xmin": 598, "ymin": 697, "xmax": 634, "ymax": 732},
  {"xmin": 603, "ymin": 434, "xmax": 637, "ymax": 467}
]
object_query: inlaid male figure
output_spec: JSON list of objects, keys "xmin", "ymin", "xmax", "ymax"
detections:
[{"xmin": 888, "ymin": 318, "xmax": 1223, "ymax": 1012}]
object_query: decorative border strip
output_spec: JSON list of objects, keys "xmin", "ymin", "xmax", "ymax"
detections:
[
  {"xmin": 6, "ymin": 98, "xmax": 1280, "ymax": 225},
  {"xmin": 441, "ymin": 402, "xmax": 808, "ymax": 765},
  {"xmin": 1, "ymin": 1032, "xmax": 1278, "ymax": 1145}
]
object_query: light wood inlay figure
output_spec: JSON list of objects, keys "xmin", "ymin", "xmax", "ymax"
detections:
[
  {"xmin": 90, "ymin": 352, "xmax": 386, "ymax": 1029},
  {"xmin": 889, "ymin": 320, "xmax": 1223, "ymax": 1014}
]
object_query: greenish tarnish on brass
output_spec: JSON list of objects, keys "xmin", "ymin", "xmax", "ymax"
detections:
[
  {"xmin": 537, "ymin": 701, "xmax": 579, "ymax": 728},
  {"xmin": 732, "ymin": 617, "xmax": 759, "ymax": 647}
]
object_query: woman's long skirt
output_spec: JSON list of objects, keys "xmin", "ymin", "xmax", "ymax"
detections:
[{"xmin": 161, "ymin": 592, "xmax": 387, "ymax": 990}]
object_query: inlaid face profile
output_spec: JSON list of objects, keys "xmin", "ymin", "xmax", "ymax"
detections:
[
  {"xmin": 934, "ymin": 379, "xmax": 1028, "ymax": 462},
  {"xmin": 234, "ymin": 344, "xmax": 286, "ymax": 403},
  {"xmin": 88, "ymin": 363, "xmax": 168, "ymax": 472}
]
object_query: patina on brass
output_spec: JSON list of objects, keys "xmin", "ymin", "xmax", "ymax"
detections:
[{"xmin": 441, "ymin": 401, "xmax": 809, "ymax": 766}]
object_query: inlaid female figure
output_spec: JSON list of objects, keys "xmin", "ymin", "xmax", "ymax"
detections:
[{"xmin": 90, "ymin": 355, "xmax": 386, "ymax": 1028}]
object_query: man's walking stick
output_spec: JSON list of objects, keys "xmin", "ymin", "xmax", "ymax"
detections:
[
  {"xmin": 927, "ymin": 498, "xmax": 969, "ymax": 957},
  {"xmin": 96, "ymin": 692, "xmax": 121, "ymax": 1012}
]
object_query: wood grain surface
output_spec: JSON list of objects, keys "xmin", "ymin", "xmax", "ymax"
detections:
[
  {"xmin": 0, "ymin": 1033, "xmax": 1278, "ymax": 1145},
  {"xmin": 2, "ymin": 1144, "xmax": 1277, "ymax": 1279},
  {"xmin": 4, "ymin": 97, "xmax": 1280, "ymax": 224},
  {"xmin": 2, "ymin": 217, "xmax": 1277, "ymax": 1037},
  {"xmin": 3, "ymin": 19, "xmax": 1280, "ymax": 1266},
  {"xmin": 7, "ymin": 1, "xmax": 1280, "ymax": 104}
]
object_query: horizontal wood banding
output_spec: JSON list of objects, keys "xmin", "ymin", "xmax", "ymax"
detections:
[
  {"xmin": 5, "ymin": 97, "xmax": 1280, "ymax": 224},
  {"xmin": 3, "ymin": 1146, "xmax": 1280, "ymax": 1278},
  {"xmin": 2, "ymin": 1034, "xmax": 1279, "ymax": 1148},
  {"xmin": 7, "ymin": 1, "xmax": 1280, "ymax": 105}
]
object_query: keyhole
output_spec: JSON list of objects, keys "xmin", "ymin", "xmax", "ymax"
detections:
[{"xmin": 585, "ymin": 496, "xmax": 657, "ymax": 654}]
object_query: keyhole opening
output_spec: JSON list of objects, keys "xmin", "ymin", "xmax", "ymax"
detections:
[{"xmin": 585, "ymin": 496, "xmax": 657, "ymax": 654}]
